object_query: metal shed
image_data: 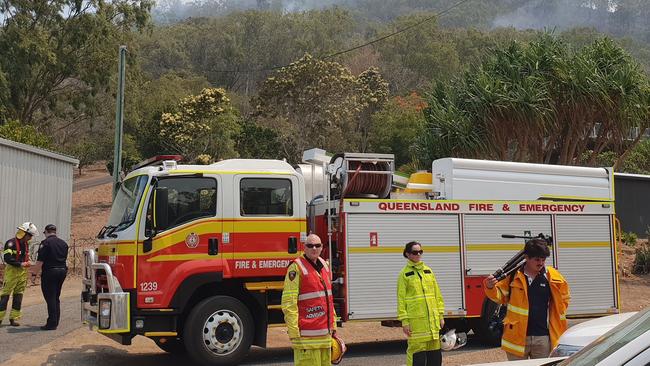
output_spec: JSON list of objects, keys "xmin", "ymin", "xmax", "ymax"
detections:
[
  {"xmin": 614, "ymin": 172, "xmax": 650, "ymax": 238},
  {"xmin": 0, "ymin": 137, "xmax": 79, "ymax": 249}
]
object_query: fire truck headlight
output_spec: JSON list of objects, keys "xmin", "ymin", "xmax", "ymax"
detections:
[
  {"xmin": 135, "ymin": 319, "xmax": 144, "ymax": 329},
  {"xmin": 99, "ymin": 299, "xmax": 112, "ymax": 329}
]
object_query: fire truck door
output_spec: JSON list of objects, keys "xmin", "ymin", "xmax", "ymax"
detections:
[
  {"xmin": 137, "ymin": 175, "xmax": 222, "ymax": 308},
  {"xmin": 232, "ymin": 175, "xmax": 303, "ymax": 278}
]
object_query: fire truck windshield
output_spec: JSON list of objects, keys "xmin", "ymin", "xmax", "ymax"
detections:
[{"xmin": 106, "ymin": 175, "xmax": 149, "ymax": 233}]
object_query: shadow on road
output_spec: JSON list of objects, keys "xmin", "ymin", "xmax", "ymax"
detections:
[{"xmin": 5, "ymin": 325, "xmax": 42, "ymax": 334}]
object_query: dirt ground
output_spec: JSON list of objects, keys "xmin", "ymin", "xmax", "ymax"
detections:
[{"xmin": 9, "ymin": 166, "xmax": 650, "ymax": 366}]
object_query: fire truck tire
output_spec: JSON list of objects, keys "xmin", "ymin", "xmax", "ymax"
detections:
[
  {"xmin": 184, "ymin": 296, "xmax": 254, "ymax": 366},
  {"xmin": 153, "ymin": 337, "xmax": 186, "ymax": 354},
  {"xmin": 474, "ymin": 298, "xmax": 505, "ymax": 347}
]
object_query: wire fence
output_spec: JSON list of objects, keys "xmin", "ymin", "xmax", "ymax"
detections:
[{"xmin": 1, "ymin": 237, "xmax": 97, "ymax": 285}]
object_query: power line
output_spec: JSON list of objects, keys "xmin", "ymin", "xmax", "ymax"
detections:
[{"xmin": 212, "ymin": 0, "xmax": 475, "ymax": 74}]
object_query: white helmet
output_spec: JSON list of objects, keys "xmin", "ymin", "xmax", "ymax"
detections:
[
  {"xmin": 17, "ymin": 222, "xmax": 38, "ymax": 237},
  {"xmin": 440, "ymin": 329, "xmax": 468, "ymax": 351}
]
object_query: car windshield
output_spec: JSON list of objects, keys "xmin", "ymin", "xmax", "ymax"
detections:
[
  {"xmin": 106, "ymin": 175, "xmax": 149, "ymax": 232},
  {"xmin": 558, "ymin": 308, "xmax": 650, "ymax": 366}
]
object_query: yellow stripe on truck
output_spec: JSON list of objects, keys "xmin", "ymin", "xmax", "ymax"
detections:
[
  {"xmin": 233, "ymin": 220, "xmax": 306, "ymax": 233},
  {"xmin": 466, "ymin": 244, "xmax": 524, "ymax": 251},
  {"xmin": 349, "ymin": 246, "xmax": 459, "ymax": 254},
  {"xmin": 147, "ymin": 251, "xmax": 300, "ymax": 262},
  {"xmin": 557, "ymin": 241, "xmax": 610, "ymax": 248}
]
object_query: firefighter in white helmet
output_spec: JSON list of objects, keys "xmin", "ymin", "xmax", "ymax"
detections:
[
  {"xmin": 281, "ymin": 234, "xmax": 337, "ymax": 365},
  {"xmin": 1, "ymin": 222, "xmax": 37, "ymax": 326},
  {"xmin": 397, "ymin": 241, "xmax": 445, "ymax": 366}
]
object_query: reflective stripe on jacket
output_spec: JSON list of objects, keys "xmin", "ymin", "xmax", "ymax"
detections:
[
  {"xmin": 3, "ymin": 238, "xmax": 28, "ymax": 267},
  {"xmin": 281, "ymin": 256, "xmax": 337, "ymax": 349},
  {"xmin": 397, "ymin": 260, "xmax": 445, "ymax": 342},
  {"xmin": 484, "ymin": 266, "xmax": 571, "ymax": 357}
]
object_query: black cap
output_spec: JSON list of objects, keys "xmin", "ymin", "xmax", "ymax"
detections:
[{"xmin": 44, "ymin": 224, "xmax": 57, "ymax": 232}]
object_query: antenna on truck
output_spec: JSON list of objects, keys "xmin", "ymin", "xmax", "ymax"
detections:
[{"xmin": 492, "ymin": 233, "xmax": 553, "ymax": 280}]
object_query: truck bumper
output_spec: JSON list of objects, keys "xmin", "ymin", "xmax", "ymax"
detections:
[{"xmin": 81, "ymin": 249, "xmax": 131, "ymax": 339}]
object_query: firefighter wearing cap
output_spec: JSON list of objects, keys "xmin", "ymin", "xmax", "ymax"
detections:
[
  {"xmin": 281, "ymin": 234, "xmax": 337, "ymax": 366},
  {"xmin": 397, "ymin": 241, "xmax": 445, "ymax": 366},
  {"xmin": 36, "ymin": 224, "xmax": 69, "ymax": 330},
  {"xmin": 1, "ymin": 222, "xmax": 37, "ymax": 326}
]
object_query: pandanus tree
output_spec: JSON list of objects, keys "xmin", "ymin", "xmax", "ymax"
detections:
[{"xmin": 419, "ymin": 34, "xmax": 650, "ymax": 168}]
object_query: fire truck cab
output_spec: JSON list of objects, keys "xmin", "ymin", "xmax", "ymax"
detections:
[{"xmin": 81, "ymin": 150, "xmax": 620, "ymax": 366}]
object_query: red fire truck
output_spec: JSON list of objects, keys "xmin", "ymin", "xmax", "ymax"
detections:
[{"xmin": 81, "ymin": 149, "xmax": 620, "ymax": 365}]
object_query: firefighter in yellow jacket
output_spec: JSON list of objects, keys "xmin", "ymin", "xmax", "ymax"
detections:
[
  {"xmin": 281, "ymin": 234, "xmax": 337, "ymax": 366},
  {"xmin": 1, "ymin": 222, "xmax": 38, "ymax": 326},
  {"xmin": 397, "ymin": 241, "xmax": 445, "ymax": 366},
  {"xmin": 484, "ymin": 238, "xmax": 570, "ymax": 360}
]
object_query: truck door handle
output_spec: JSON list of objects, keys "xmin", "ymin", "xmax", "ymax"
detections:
[
  {"xmin": 208, "ymin": 238, "xmax": 219, "ymax": 256},
  {"xmin": 288, "ymin": 237, "xmax": 297, "ymax": 254}
]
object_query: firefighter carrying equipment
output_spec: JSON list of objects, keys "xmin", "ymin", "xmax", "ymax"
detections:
[
  {"xmin": 397, "ymin": 259, "xmax": 445, "ymax": 366},
  {"xmin": 331, "ymin": 333, "xmax": 347, "ymax": 364},
  {"xmin": 281, "ymin": 255, "xmax": 337, "ymax": 366},
  {"xmin": 439, "ymin": 329, "xmax": 467, "ymax": 351},
  {"xmin": 483, "ymin": 266, "xmax": 570, "ymax": 358},
  {"xmin": 16, "ymin": 222, "xmax": 38, "ymax": 238}
]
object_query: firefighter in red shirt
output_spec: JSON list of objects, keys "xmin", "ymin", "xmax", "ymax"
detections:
[{"xmin": 281, "ymin": 234, "xmax": 337, "ymax": 366}]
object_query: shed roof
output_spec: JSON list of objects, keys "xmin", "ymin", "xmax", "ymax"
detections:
[{"xmin": 0, "ymin": 137, "xmax": 79, "ymax": 165}]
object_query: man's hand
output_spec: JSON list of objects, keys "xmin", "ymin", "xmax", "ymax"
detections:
[
  {"xmin": 21, "ymin": 261, "xmax": 31, "ymax": 268},
  {"xmin": 402, "ymin": 325, "xmax": 411, "ymax": 337},
  {"xmin": 485, "ymin": 275, "xmax": 498, "ymax": 289},
  {"xmin": 440, "ymin": 318, "xmax": 445, "ymax": 329}
]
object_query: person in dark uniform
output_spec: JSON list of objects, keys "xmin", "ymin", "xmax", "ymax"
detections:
[{"xmin": 36, "ymin": 224, "xmax": 68, "ymax": 330}]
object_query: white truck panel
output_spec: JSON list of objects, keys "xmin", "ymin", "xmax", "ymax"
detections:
[
  {"xmin": 346, "ymin": 214, "xmax": 464, "ymax": 319},
  {"xmin": 555, "ymin": 215, "xmax": 617, "ymax": 315},
  {"xmin": 463, "ymin": 215, "xmax": 554, "ymax": 275},
  {"xmin": 432, "ymin": 158, "xmax": 613, "ymax": 201}
]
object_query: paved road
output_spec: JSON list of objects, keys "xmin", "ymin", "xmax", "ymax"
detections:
[
  {"xmin": 0, "ymin": 294, "xmax": 81, "ymax": 363},
  {"xmin": 0, "ymin": 293, "xmax": 494, "ymax": 365},
  {"xmin": 2, "ymin": 294, "xmax": 586, "ymax": 366},
  {"xmin": 73, "ymin": 176, "xmax": 113, "ymax": 192}
]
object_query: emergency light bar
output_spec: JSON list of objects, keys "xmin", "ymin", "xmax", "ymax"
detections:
[{"xmin": 130, "ymin": 155, "xmax": 183, "ymax": 171}]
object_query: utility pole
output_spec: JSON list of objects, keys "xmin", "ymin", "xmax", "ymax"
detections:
[{"xmin": 112, "ymin": 45, "xmax": 127, "ymax": 198}]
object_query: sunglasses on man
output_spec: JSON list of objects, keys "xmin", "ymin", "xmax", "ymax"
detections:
[
  {"xmin": 410, "ymin": 250, "xmax": 423, "ymax": 255},
  {"xmin": 305, "ymin": 243, "xmax": 322, "ymax": 249}
]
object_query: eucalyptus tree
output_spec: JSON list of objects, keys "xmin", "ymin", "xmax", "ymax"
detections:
[
  {"xmin": 253, "ymin": 54, "xmax": 388, "ymax": 163},
  {"xmin": 0, "ymin": 0, "xmax": 153, "ymax": 126}
]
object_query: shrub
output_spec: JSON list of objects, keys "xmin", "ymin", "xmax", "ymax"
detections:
[
  {"xmin": 632, "ymin": 242, "xmax": 650, "ymax": 275},
  {"xmin": 621, "ymin": 231, "xmax": 638, "ymax": 247}
]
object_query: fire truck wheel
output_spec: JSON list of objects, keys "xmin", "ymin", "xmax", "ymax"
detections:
[
  {"xmin": 474, "ymin": 298, "xmax": 505, "ymax": 347},
  {"xmin": 184, "ymin": 296, "xmax": 254, "ymax": 366},
  {"xmin": 153, "ymin": 337, "xmax": 186, "ymax": 354}
]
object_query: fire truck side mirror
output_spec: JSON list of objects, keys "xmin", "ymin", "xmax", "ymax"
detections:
[{"xmin": 153, "ymin": 187, "xmax": 169, "ymax": 231}]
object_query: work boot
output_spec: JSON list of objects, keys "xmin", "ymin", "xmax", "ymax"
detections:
[{"xmin": 9, "ymin": 319, "xmax": 20, "ymax": 326}]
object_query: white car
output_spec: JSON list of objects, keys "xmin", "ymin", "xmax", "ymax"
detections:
[
  {"xmin": 470, "ymin": 307, "xmax": 650, "ymax": 366},
  {"xmin": 550, "ymin": 312, "xmax": 637, "ymax": 357}
]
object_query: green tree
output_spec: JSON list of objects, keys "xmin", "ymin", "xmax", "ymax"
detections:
[
  {"xmin": 369, "ymin": 93, "xmax": 427, "ymax": 168},
  {"xmin": 0, "ymin": 0, "xmax": 152, "ymax": 126},
  {"xmin": 158, "ymin": 88, "xmax": 241, "ymax": 162},
  {"xmin": 0, "ymin": 120, "xmax": 51, "ymax": 148},
  {"xmin": 420, "ymin": 34, "xmax": 650, "ymax": 167},
  {"xmin": 254, "ymin": 54, "xmax": 387, "ymax": 162}
]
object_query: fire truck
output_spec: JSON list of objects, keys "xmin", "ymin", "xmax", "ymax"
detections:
[{"xmin": 81, "ymin": 149, "xmax": 620, "ymax": 366}]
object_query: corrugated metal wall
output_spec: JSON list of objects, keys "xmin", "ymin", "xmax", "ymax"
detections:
[
  {"xmin": 614, "ymin": 173, "xmax": 650, "ymax": 238},
  {"xmin": 0, "ymin": 138, "xmax": 78, "ymax": 250},
  {"xmin": 346, "ymin": 214, "xmax": 463, "ymax": 319}
]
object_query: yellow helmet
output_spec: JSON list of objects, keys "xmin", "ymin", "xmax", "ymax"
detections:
[{"xmin": 331, "ymin": 334, "xmax": 347, "ymax": 364}]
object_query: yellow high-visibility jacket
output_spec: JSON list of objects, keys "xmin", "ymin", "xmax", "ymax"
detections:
[
  {"xmin": 397, "ymin": 260, "xmax": 445, "ymax": 342},
  {"xmin": 484, "ymin": 266, "xmax": 570, "ymax": 357},
  {"xmin": 281, "ymin": 260, "xmax": 337, "ymax": 350}
]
